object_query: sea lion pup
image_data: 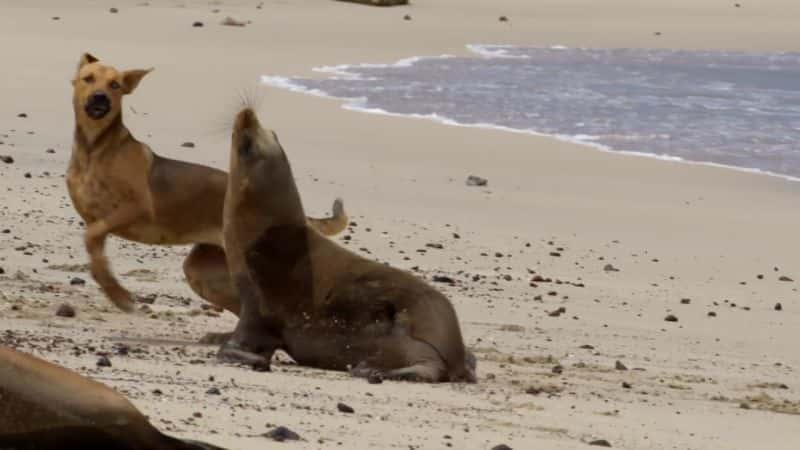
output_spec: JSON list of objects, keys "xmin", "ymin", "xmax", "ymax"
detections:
[
  {"xmin": 67, "ymin": 52, "xmax": 348, "ymax": 315},
  {"xmin": 218, "ymin": 108, "xmax": 477, "ymax": 383},
  {"xmin": 0, "ymin": 346, "xmax": 225, "ymax": 449}
]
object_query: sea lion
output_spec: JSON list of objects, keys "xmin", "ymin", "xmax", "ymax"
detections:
[
  {"xmin": 217, "ymin": 108, "xmax": 476, "ymax": 383},
  {"xmin": 0, "ymin": 345, "xmax": 225, "ymax": 449}
]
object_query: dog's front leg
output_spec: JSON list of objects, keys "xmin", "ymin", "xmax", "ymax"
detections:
[{"xmin": 84, "ymin": 205, "xmax": 145, "ymax": 312}]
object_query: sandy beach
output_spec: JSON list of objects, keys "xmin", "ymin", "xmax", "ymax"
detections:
[{"xmin": 1, "ymin": 0, "xmax": 799, "ymax": 448}]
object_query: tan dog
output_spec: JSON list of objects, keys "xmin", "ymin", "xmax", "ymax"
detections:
[
  {"xmin": 0, "ymin": 345, "xmax": 225, "ymax": 449},
  {"xmin": 67, "ymin": 53, "xmax": 347, "ymax": 315}
]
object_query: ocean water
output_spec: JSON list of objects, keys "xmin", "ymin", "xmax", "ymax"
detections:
[{"xmin": 262, "ymin": 45, "xmax": 800, "ymax": 180}]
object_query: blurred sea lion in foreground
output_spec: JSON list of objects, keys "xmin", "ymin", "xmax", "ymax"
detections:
[
  {"xmin": 217, "ymin": 108, "xmax": 476, "ymax": 383},
  {"xmin": 0, "ymin": 345, "xmax": 225, "ymax": 449}
]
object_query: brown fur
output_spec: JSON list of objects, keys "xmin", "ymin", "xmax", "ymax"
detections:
[
  {"xmin": 66, "ymin": 53, "xmax": 348, "ymax": 313},
  {"xmin": 218, "ymin": 108, "xmax": 476, "ymax": 383},
  {"xmin": 0, "ymin": 345, "xmax": 224, "ymax": 449}
]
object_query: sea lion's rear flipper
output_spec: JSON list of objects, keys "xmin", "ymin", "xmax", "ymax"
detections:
[{"xmin": 306, "ymin": 198, "xmax": 348, "ymax": 236}]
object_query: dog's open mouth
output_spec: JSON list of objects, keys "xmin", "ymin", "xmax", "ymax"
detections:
[{"xmin": 84, "ymin": 99, "xmax": 111, "ymax": 120}]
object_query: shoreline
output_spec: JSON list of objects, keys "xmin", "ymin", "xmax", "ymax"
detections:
[{"xmin": 262, "ymin": 45, "xmax": 800, "ymax": 185}]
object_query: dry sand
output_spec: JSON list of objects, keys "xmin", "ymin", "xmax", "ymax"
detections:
[{"xmin": 1, "ymin": 1, "xmax": 799, "ymax": 449}]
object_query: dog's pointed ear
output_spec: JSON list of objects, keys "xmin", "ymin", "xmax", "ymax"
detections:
[
  {"xmin": 78, "ymin": 53, "xmax": 99, "ymax": 70},
  {"xmin": 121, "ymin": 68, "xmax": 154, "ymax": 95}
]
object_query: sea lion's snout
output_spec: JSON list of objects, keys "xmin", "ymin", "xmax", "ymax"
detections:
[
  {"xmin": 85, "ymin": 91, "xmax": 111, "ymax": 120},
  {"xmin": 234, "ymin": 107, "xmax": 260, "ymax": 133}
]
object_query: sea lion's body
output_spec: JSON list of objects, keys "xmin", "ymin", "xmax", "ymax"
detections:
[
  {"xmin": 0, "ymin": 346, "xmax": 224, "ymax": 449},
  {"xmin": 219, "ymin": 108, "xmax": 476, "ymax": 383}
]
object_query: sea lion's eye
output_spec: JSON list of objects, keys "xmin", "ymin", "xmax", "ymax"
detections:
[
  {"xmin": 82, "ymin": 75, "xmax": 95, "ymax": 84},
  {"xmin": 109, "ymin": 80, "xmax": 121, "ymax": 90},
  {"xmin": 238, "ymin": 135, "xmax": 253, "ymax": 157}
]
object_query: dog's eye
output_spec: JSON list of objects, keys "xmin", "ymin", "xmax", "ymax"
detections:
[
  {"xmin": 109, "ymin": 80, "xmax": 121, "ymax": 90},
  {"xmin": 82, "ymin": 75, "xmax": 95, "ymax": 84}
]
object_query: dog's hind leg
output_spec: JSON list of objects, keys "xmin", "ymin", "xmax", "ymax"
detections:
[
  {"xmin": 84, "ymin": 206, "xmax": 145, "ymax": 312},
  {"xmin": 183, "ymin": 244, "xmax": 239, "ymax": 344},
  {"xmin": 183, "ymin": 244, "xmax": 239, "ymax": 313}
]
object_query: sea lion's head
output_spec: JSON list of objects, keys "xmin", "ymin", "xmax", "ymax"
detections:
[
  {"xmin": 224, "ymin": 108, "xmax": 306, "ymax": 247},
  {"xmin": 72, "ymin": 53, "xmax": 152, "ymax": 125}
]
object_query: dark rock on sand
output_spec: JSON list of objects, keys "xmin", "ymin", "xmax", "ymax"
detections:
[
  {"xmin": 774, "ymin": 303, "xmax": 783, "ymax": 311},
  {"xmin": 589, "ymin": 439, "xmax": 612, "ymax": 447},
  {"xmin": 664, "ymin": 314, "xmax": 679, "ymax": 322},
  {"xmin": 264, "ymin": 426, "xmax": 301, "ymax": 442},
  {"xmin": 466, "ymin": 175, "xmax": 488, "ymax": 187},
  {"xmin": 70, "ymin": 277, "xmax": 86, "ymax": 286},
  {"xmin": 615, "ymin": 360, "xmax": 628, "ymax": 371},
  {"xmin": 96, "ymin": 355, "xmax": 112, "ymax": 367},
  {"xmin": 337, "ymin": 402, "xmax": 355, "ymax": 414},
  {"xmin": 0, "ymin": 155, "xmax": 13, "ymax": 164},
  {"xmin": 335, "ymin": 0, "xmax": 409, "ymax": 6},
  {"xmin": 55, "ymin": 304, "xmax": 76, "ymax": 318}
]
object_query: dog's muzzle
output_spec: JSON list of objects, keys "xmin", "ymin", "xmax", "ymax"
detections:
[{"xmin": 84, "ymin": 92, "xmax": 111, "ymax": 120}]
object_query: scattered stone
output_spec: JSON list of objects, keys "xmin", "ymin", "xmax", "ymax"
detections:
[
  {"xmin": 774, "ymin": 303, "xmax": 783, "ymax": 311},
  {"xmin": 432, "ymin": 275, "xmax": 455, "ymax": 284},
  {"xmin": 548, "ymin": 307, "xmax": 566, "ymax": 317},
  {"xmin": 622, "ymin": 382, "xmax": 632, "ymax": 389},
  {"xmin": 498, "ymin": 16, "xmax": 509, "ymax": 22},
  {"xmin": 0, "ymin": 155, "xmax": 13, "ymax": 164},
  {"xmin": 779, "ymin": 276, "xmax": 793, "ymax": 282},
  {"xmin": 426, "ymin": 243, "xmax": 443, "ymax": 249},
  {"xmin": 55, "ymin": 304, "xmax": 76, "ymax": 318},
  {"xmin": 589, "ymin": 439, "xmax": 612, "ymax": 447},
  {"xmin": 70, "ymin": 277, "xmax": 86, "ymax": 286},
  {"xmin": 221, "ymin": 16, "xmax": 247, "ymax": 27},
  {"xmin": 492, "ymin": 446, "xmax": 512, "ymax": 450},
  {"xmin": 757, "ymin": 274, "xmax": 764, "ymax": 279},
  {"xmin": 615, "ymin": 360, "xmax": 628, "ymax": 371},
  {"xmin": 579, "ymin": 344, "xmax": 595, "ymax": 350},
  {"xmin": 181, "ymin": 141, "xmax": 195, "ymax": 148},
  {"xmin": 525, "ymin": 384, "xmax": 563, "ymax": 395},
  {"xmin": 24, "ymin": 172, "xmax": 32, "ymax": 178},
  {"xmin": 264, "ymin": 426, "xmax": 301, "ymax": 442},
  {"xmin": 17, "ymin": 113, "xmax": 27, "ymax": 118},
  {"xmin": 192, "ymin": 21, "xmax": 204, "ymax": 27},
  {"xmin": 46, "ymin": 148, "xmax": 55, "ymax": 154},
  {"xmin": 680, "ymin": 298, "xmax": 691, "ymax": 304},
  {"xmin": 466, "ymin": 175, "xmax": 488, "ymax": 187},
  {"xmin": 109, "ymin": 7, "xmax": 118, "ymax": 13},
  {"xmin": 654, "ymin": 31, "xmax": 662, "ymax": 36},
  {"xmin": 403, "ymin": 14, "xmax": 412, "ymax": 21},
  {"xmin": 96, "ymin": 356, "xmax": 112, "ymax": 367},
  {"xmin": 708, "ymin": 311, "xmax": 717, "ymax": 317},
  {"xmin": 603, "ymin": 264, "xmax": 620, "ymax": 272},
  {"xmin": 52, "ymin": 16, "xmax": 60, "ymax": 20},
  {"xmin": 367, "ymin": 373, "xmax": 384, "ymax": 384},
  {"xmin": 206, "ymin": 387, "xmax": 221, "ymax": 395},
  {"xmin": 551, "ymin": 365, "xmax": 563, "ymax": 374},
  {"xmin": 337, "ymin": 402, "xmax": 355, "ymax": 413},
  {"xmin": 664, "ymin": 314, "xmax": 679, "ymax": 322}
]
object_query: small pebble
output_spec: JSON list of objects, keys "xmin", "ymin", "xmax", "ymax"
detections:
[
  {"xmin": 664, "ymin": 314, "xmax": 678, "ymax": 322},
  {"xmin": 774, "ymin": 303, "xmax": 783, "ymax": 311},
  {"xmin": 615, "ymin": 360, "xmax": 628, "ymax": 371},
  {"xmin": 589, "ymin": 439, "xmax": 612, "ymax": 447},
  {"xmin": 96, "ymin": 356, "xmax": 112, "ymax": 367},
  {"xmin": 109, "ymin": 7, "xmax": 118, "ymax": 13},
  {"xmin": 70, "ymin": 277, "xmax": 86, "ymax": 286},
  {"xmin": 337, "ymin": 402, "xmax": 355, "ymax": 414},
  {"xmin": 192, "ymin": 21, "xmax": 204, "ymax": 27},
  {"xmin": 498, "ymin": 16, "xmax": 509, "ymax": 22},
  {"xmin": 55, "ymin": 304, "xmax": 76, "ymax": 318},
  {"xmin": 206, "ymin": 387, "xmax": 221, "ymax": 395},
  {"xmin": 264, "ymin": 426, "xmax": 300, "ymax": 442}
]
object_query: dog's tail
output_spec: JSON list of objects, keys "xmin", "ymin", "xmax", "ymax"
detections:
[{"xmin": 307, "ymin": 198, "xmax": 349, "ymax": 236}]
